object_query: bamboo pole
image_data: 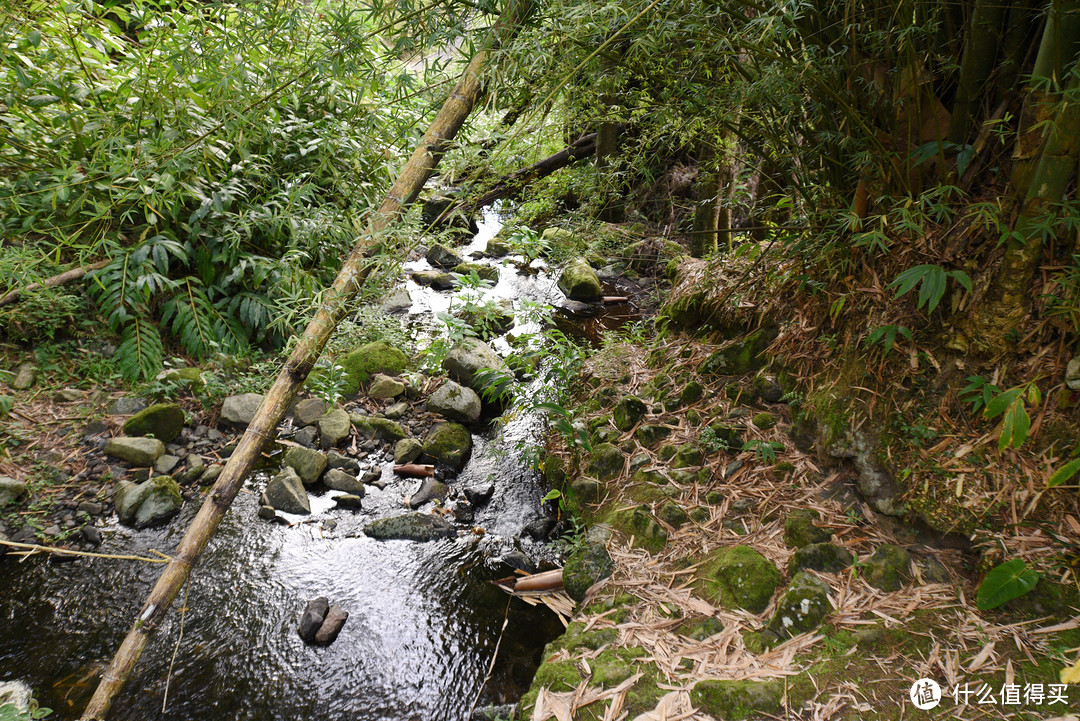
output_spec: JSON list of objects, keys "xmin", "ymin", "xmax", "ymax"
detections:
[
  {"xmin": 0, "ymin": 259, "xmax": 109, "ymax": 307},
  {"xmin": 79, "ymin": 3, "xmax": 533, "ymax": 718}
]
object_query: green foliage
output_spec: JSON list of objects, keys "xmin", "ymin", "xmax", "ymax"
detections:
[
  {"xmin": 977, "ymin": 559, "xmax": 1040, "ymax": 611},
  {"xmin": 983, "ymin": 383, "xmax": 1040, "ymax": 451},
  {"xmin": 863, "ymin": 324, "xmax": 911, "ymax": 355},
  {"xmin": 888, "ymin": 264, "xmax": 972, "ymax": 313},
  {"xmin": 535, "ymin": 401, "xmax": 592, "ymax": 453},
  {"xmin": 742, "ymin": 439, "xmax": 780, "ymax": 463},
  {"xmin": 1047, "ymin": 458, "xmax": 1080, "ymax": 488},
  {"xmin": 699, "ymin": 425, "xmax": 731, "ymax": 453},
  {"xmin": 959, "ymin": 375, "xmax": 1001, "ymax": 415},
  {"xmin": 0, "ymin": 702, "xmax": 52, "ymax": 721},
  {"xmin": 306, "ymin": 361, "xmax": 348, "ymax": 406}
]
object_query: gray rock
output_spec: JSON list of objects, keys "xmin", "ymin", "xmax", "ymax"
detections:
[
  {"xmin": 326, "ymin": 452, "xmax": 360, "ymax": 474},
  {"xmin": 464, "ymin": 483, "xmax": 494, "ymax": 507},
  {"xmin": 864, "ymin": 544, "xmax": 912, "ymax": 591},
  {"xmin": 318, "ymin": 408, "xmax": 351, "ymax": 450},
  {"xmin": 314, "ymin": 605, "xmax": 349, "ymax": 644},
  {"xmin": 298, "ymin": 597, "xmax": 329, "ymax": 642},
  {"xmin": 368, "ymin": 374, "xmax": 405, "ymax": 399},
  {"xmin": 283, "ymin": 446, "xmax": 328, "ymax": 486},
  {"xmin": 104, "ymin": 437, "xmax": 165, "ymax": 466},
  {"xmin": 121, "ymin": 403, "xmax": 185, "ymax": 443},
  {"xmin": 107, "ymin": 397, "xmax": 146, "ymax": 414},
  {"xmin": 12, "ymin": 363, "xmax": 37, "ymax": 390},
  {"xmin": 379, "ymin": 287, "xmax": 412, "ymax": 314},
  {"xmin": 334, "ymin": 494, "xmax": 364, "ymax": 509},
  {"xmin": 293, "ymin": 398, "xmax": 326, "ymax": 427},
  {"xmin": 264, "ymin": 467, "xmax": 311, "ymax": 515},
  {"xmin": 412, "ymin": 270, "xmax": 456, "ymax": 290},
  {"xmin": 394, "ymin": 438, "xmax": 423, "ymax": 465},
  {"xmin": 364, "ymin": 512, "xmax": 456, "ymax": 541},
  {"xmin": 293, "ymin": 426, "xmax": 318, "ymax": 448},
  {"xmin": 114, "ymin": 476, "xmax": 183, "ymax": 528},
  {"xmin": 0, "ymin": 476, "xmax": 27, "ymax": 507},
  {"xmin": 557, "ymin": 258, "xmax": 603, "ymax": 301},
  {"xmin": 383, "ymin": 401, "xmax": 409, "ymax": 419},
  {"xmin": 78, "ymin": 501, "xmax": 103, "ymax": 515},
  {"xmin": 324, "ymin": 468, "xmax": 365, "ymax": 495},
  {"xmin": 442, "ymin": 339, "xmax": 508, "ymax": 390},
  {"xmin": 426, "ymin": 381, "xmax": 481, "ymax": 422},
  {"xmin": 200, "ymin": 463, "xmax": 223, "ymax": 486},
  {"xmin": 154, "ymin": 454, "xmax": 181, "ymax": 475},
  {"xmin": 258, "ymin": 505, "xmax": 277, "ymax": 520},
  {"xmin": 426, "ymin": 242, "xmax": 464, "ymax": 269},
  {"xmin": 789, "ymin": 542, "xmax": 855, "ymax": 574},
  {"xmin": 764, "ymin": 571, "xmax": 833, "ymax": 647},
  {"xmin": 822, "ymin": 426, "xmax": 903, "ymax": 516},
  {"xmin": 54, "ymin": 387, "xmax": 82, "ymax": 402},
  {"xmin": 82, "ymin": 526, "xmax": 102, "ymax": 545},
  {"xmin": 219, "ymin": 393, "xmax": 265, "ymax": 428},
  {"xmin": 408, "ymin": 478, "xmax": 448, "ymax": 508}
]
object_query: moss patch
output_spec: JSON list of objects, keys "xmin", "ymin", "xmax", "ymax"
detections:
[{"xmin": 694, "ymin": 545, "xmax": 782, "ymax": 613}]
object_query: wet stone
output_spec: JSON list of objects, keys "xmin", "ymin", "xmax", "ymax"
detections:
[
  {"xmin": 293, "ymin": 426, "xmax": 318, "ymax": 448},
  {"xmin": 154, "ymin": 454, "xmax": 181, "ymax": 476},
  {"xmin": 324, "ymin": 468, "xmax": 364, "ymax": 495},
  {"xmin": 314, "ymin": 605, "xmax": 349, "ymax": 645},
  {"xmin": 292, "ymin": 398, "xmax": 326, "ymax": 427},
  {"xmin": 334, "ymin": 494, "xmax": 364, "ymax": 509},
  {"xmin": 298, "ymin": 597, "xmax": 329, "ymax": 643}
]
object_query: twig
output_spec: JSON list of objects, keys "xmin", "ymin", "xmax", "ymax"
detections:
[
  {"xmin": 161, "ymin": 578, "xmax": 191, "ymax": 713},
  {"xmin": 0, "ymin": 259, "xmax": 109, "ymax": 307},
  {"xmin": 466, "ymin": 595, "xmax": 512, "ymax": 721},
  {"xmin": 0, "ymin": 539, "xmax": 171, "ymax": 563}
]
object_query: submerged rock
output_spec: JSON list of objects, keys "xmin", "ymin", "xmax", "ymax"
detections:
[
  {"xmin": 219, "ymin": 393, "xmax": 264, "ymax": 428},
  {"xmin": 114, "ymin": 476, "xmax": 183, "ymax": 528},
  {"xmin": 364, "ymin": 512, "xmax": 456, "ymax": 541},
  {"xmin": 104, "ymin": 436, "xmax": 165, "ymax": 466},
  {"xmin": 264, "ymin": 467, "xmax": 311, "ymax": 515},
  {"xmin": 122, "ymin": 403, "xmax": 185, "ymax": 443},
  {"xmin": 408, "ymin": 477, "xmax": 448, "ymax": 508},
  {"xmin": 412, "ymin": 270, "xmax": 455, "ymax": 290},
  {"xmin": 426, "ymin": 380, "xmax": 481, "ymax": 422},
  {"xmin": 557, "ymin": 258, "xmax": 603, "ymax": 301}
]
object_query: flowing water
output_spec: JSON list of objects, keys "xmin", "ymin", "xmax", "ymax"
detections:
[{"xmin": 0, "ymin": 208, "xmax": 639, "ymax": 720}]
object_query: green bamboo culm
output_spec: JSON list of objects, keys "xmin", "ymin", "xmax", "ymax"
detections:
[
  {"xmin": 77, "ymin": 2, "xmax": 535, "ymax": 718},
  {"xmin": 948, "ymin": 0, "xmax": 1007, "ymax": 145}
]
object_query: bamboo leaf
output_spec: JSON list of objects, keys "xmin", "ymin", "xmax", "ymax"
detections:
[
  {"xmin": 983, "ymin": 387, "xmax": 1024, "ymax": 419},
  {"xmin": 1047, "ymin": 458, "xmax": 1080, "ymax": 488}
]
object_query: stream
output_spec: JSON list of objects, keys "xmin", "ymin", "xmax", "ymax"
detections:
[{"xmin": 0, "ymin": 208, "xmax": 640, "ymax": 720}]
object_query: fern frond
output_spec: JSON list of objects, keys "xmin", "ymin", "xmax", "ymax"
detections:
[{"xmin": 116, "ymin": 316, "xmax": 163, "ymax": 381}]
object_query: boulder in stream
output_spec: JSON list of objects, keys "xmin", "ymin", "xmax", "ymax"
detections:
[
  {"xmin": 298, "ymin": 597, "xmax": 329, "ymax": 642},
  {"xmin": 342, "ymin": 341, "xmax": 409, "ymax": 395},
  {"xmin": 283, "ymin": 446, "xmax": 327, "ymax": 486},
  {"xmin": 317, "ymin": 408, "xmax": 351, "ymax": 449},
  {"xmin": 292, "ymin": 397, "xmax": 326, "ymax": 427},
  {"xmin": 442, "ymin": 338, "xmax": 508, "ymax": 391},
  {"xmin": 422, "ymin": 422, "xmax": 472, "ymax": 471},
  {"xmin": 264, "ymin": 467, "xmax": 311, "ymax": 515},
  {"xmin": 114, "ymin": 476, "xmax": 183, "ymax": 528},
  {"xmin": 408, "ymin": 477, "xmax": 448, "ymax": 508},
  {"xmin": 364, "ymin": 512, "xmax": 456, "ymax": 541},
  {"xmin": 426, "ymin": 380, "xmax": 481, "ymax": 422},
  {"xmin": 557, "ymin": 258, "xmax": 603, "ymax": 302},
  {"xmin": 426, "ymin": 242, "xmax": 464, "ymax": 269},
  {"xmin": 315, "ymin": 605, "xmax": 349, "ymax": 645}
]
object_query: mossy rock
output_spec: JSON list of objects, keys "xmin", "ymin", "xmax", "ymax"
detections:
[
  {"xmin": 695, "ymin": 545, "xmax": 782, "ymax": 613},
  {"xmin": 783, "ymin": 510, "xmax": 831, "ymax": 548},
  {"xmin": 562, "ymin": 538, "xmax": 614, "ymax": 601},
  {"xmin": 631, "ymin": 468, "xmax": 667, "ymax": 485},
  {"xmin": 864, "ymin": 544, "xmax": 912, "ymax": 591},
  {"xmin": 591, "ymin": 648, "xmax": 664, "ymax": 714},
  {"xmin": 160, "ymin": 366, "xmax": 206, "ymax": 391},
  {"xmin": 341, "ymin": 341, "xmax": 409, "ymax": 395},
  {"xmin": 690, "ymin": 679, "xmax": 783, "ymax": 720},
  {"xmin": 557, "ymin": 257, "xmax": 603, "ymax": 301},
  {"xmin": 517, "ymin": 659, "xmax": 581, "ymax": 717},
  {"xmin": 706, "ymin": 422, "xmax": 744, "ymax": 450},
  {"xmin": 612, "ymin": 395, "xmax": 647, "ymax": 431},
  {"xmin": 763, "ymin": 571, "xmax": 832, "ymax": 647},
  {"xmin": 789, "ymin": 542, "xmax": 853, "ymax": 574},
  {"xmin": 421, "ymin": 422, "xmax": 472, "ymax": 470},
  {"xmin": 587, "ymin": 442, "xmax": 625, "ymax": 480},
  {"xmin": 690, "ymin": 505, "xmax": 711, "ymax": 523},
  {"xmin": 680, "ymin": 380, "xmax": 705, "ymax": 406},
  {"xmin": 350, "ymin": 415, "xmax": 407, "ymax": 442},
  {"xmin": 659, "ymin": 501, "xmax": 689, "ymax": 529},
  {"xmin": 544, "ymin": 454, "xmax": 568, "ymax": 490},
  {"xmin": 699, "ymin": 326, "xmax": 778, "ymax": 377},
  {"xmin": 122, "ymin": 403, "xmax": 185, "ymax": 443},
  {"xmin": 551, "ymin": 621, "xmax": 618, "ymax": 654},
  {"xmin": 672, "ymin": 443, "xmax": 705, "ymax": 468},
  {"xmin": 451, "ymin": 261, "xmax": 498, "ymax": 282},
  {"xmin": 679, "ymin": 616, "xmax": 724, "ymax": 641},
  {"xmin": 582, "ymin": 592, "xmax": 637, "ymax": 624},
  {"xmin": 751, "ymin": 412, "xmax": 778, "ymax": 430},
  {"xmin": 605, "ymin": 505, "xmax": 668, "ymax": 553},
  {"xmin": 635, "ymin": 424, "xmax": 673, "ymax": 446}
]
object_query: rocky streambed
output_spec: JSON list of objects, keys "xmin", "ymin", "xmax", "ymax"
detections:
[{"xmin": 0, "ymin": 208, "xmax": 645, "ymax": 720}]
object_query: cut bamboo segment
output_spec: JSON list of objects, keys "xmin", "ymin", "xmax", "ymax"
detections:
[{"xmin": 79, "ymin": 3, "xmax": 534, "ymax": 718}]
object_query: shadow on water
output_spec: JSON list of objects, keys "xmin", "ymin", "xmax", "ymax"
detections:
[{"xmin": 0, "ymin": 206, "xmax": 642, "ymax": 720}]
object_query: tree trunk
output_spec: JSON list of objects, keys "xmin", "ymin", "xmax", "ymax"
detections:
[
  {"xmin": 948, "ymin": 0, "xmax": 1006, "ymax": 145},
  {"xmin": 993, "ymin": 0, "xmax": 1039, "ymax": 106},
  {"xmin": 78, "ymin": 3, "xmax": 534, "ymax": 718},
  {"xmin": 691, "ymin": 141, "xmax": 719, "ymax": 257}
]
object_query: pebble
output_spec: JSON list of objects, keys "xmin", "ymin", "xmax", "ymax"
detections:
[{"xmin": 82, "ymin": 526, "xmax": 102, "ymax": 545}]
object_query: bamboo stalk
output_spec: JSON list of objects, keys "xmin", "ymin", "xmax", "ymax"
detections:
[
  {"xmin": 79, "ymin": 3, "xmax": 533, "ymax": 718},
  {"xmin": 0, "ymin": 259, "xmax": 109, "ymax": 307}
]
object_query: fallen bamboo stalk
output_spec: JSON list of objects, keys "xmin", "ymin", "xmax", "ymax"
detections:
[
  {"xmin": 79, "ymin": 3, "xmax": 533, "ymax": 718},
  {"xmin": 496, "ymin": 568, "xmax": 565, "ymax": 593},
  {"xmin": 438, "ymin": 132, "xmax": 597, "ymax": 221},
  {"xmin": 393, "ymin": 463, "xmax": 436, "ymax": 477},
  {"xmin": 601, "ymin": 296, "xmax": 629, "ymax": 304},
  {"xmin": 0, "ymin": 540, "xmax": 170, "ymax": 564},
  {"xmin": 0, "ymin": 259, "xmax": 109, "ymax": 307}
]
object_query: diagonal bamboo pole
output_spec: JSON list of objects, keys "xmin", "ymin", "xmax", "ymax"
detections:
[{"xmin": 80, "ymin": 2, "xmax": 533, "ymax": 718}]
